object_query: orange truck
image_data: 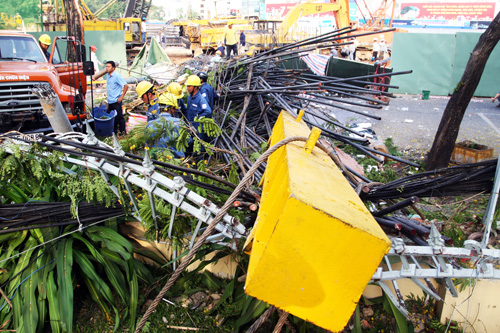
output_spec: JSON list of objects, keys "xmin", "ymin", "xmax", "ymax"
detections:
[{"xmin": 0, "ymin": 32, "xmax": 87, "ymax": 133}]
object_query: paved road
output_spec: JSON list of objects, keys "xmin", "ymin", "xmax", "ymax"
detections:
[{"xmin": 327, "ymin": 93, "xmax": 500, "ymax": 158}]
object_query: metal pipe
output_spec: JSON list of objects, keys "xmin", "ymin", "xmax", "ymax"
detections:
[
  {"xmin": 373, "ymin": 196, "xmax": 420, "ymax": 217},
  {"xmin": 32, "ymin": 84, "xmax": 72, "ymax": 133}
]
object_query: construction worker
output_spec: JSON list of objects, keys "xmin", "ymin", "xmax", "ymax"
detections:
[
  {"xmin": 197, "ymin": 71, "xmax": 219, "ymax": 109},
  {"xmin": 136, "ymin": 81, "xmax": 159, "ymax": 121},
  {"xmin": 90, "ymin": 45, "xmax": 102, "ymax": 74},
  {"xmin": 167, "ymin": 82, "xmax": 187, "ymax": 118},
  {"xmin": 222, "ymin": 21, "xmax": 238, "ymax": 60},
  {"xmin": 216, "ymin": 43, "xmax": 225, "ymax": 57},
  {"xmin": 186, "ymin": 75, "xmax": 212, "ymax": 141},
  {"xmin": 39, "ymin": 34, "xmax": 51, "ymax": 61},
  {"xmin": 141, "ymin": 17, "xmax": 147, "ymax": 43},
  {"xmin": 372, "ymin": 37, "xmax": 380, "ymax": 62},
  {"xmin": 147, "ymin": 93, "xmax": 185, "ymax": 158},
  {"xmin": 105, "ymin": 61, "xmax": 128, "ymax": 134},
  {"xmin": 239, "ymin": 30, "xmax": 246, "ymax": 54}
]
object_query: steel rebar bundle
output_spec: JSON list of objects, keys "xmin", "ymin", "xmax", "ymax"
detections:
[
  {"xmin": 366, "ymin": 159, "xmax": 497, "ymax": 200},
  {"xmin": 0, "ymin": 201, "xmax": 124, "ymax": 234},
  {"xmin": 210, "ymin": 27, "xmax": 415, "ymax": 184}
]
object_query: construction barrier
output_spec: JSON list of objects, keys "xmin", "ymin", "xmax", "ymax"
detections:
[{"xmin": 391, "ymin": 31, "xmax": 500, "ymax": 97}]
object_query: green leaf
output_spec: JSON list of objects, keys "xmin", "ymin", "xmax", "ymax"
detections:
[
  {"xmin": 73, "ymin": 233, "xmax": 130, "ymax": 305},
  {"xmin": 1, "ymin": 230, "xmax": 28, "ymax": 265},
  {"xmin": 353, "ymin": 304, "xmax": 362, "ymax": 333},
  {"xmin": 234, "ymin": 297, "xmax": 267, "ymax": 331},
  {"xmin": 57, "ymin": 238, "xmax": 74, "ymax": 333},
  {"xmin": 383, "ymin": 293, "xmax": 409, "ymax": 333},
  {"xmin": 73, "ymin": 250, "xmax": 115, "ymax": 303},
  {"xmin": 126, "ymin": 259, "xmax": 138, "ymax": 331},
  {"xmin": 37, "ymin": 252, "xmax": 51, "ymax": 331},
  {"xmin": 10, "ymin": 184, "xmax": 30, "ymax": 203},
  {"xmin": 47, "ymin": 271, "xmax": 62, "ymax": 333},
  {"xmin": 81, "ymin": 274, "xmax": 120, "ymax": 332},
  {"xmin": 74, "ymin": 248, "xmax": 121, "ymax": 330},
  {"xmin": 8, "ymin": 234, "xmax": 37, "ymax": 329},
  {"xmin": 87, "ymin": 226, "xmax": 133, "ymax": 253},
  {"xmin": 21, "ymin": 256, "xmax": 39, "ymax": 333}
]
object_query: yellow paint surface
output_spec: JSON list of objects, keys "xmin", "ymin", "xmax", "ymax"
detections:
[{"xmin": 245, "ymin": 111, "xmax": 391, "ymax": 332}]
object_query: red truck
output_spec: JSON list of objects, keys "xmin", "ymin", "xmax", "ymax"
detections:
[{"xmin": 0, "ymin": 32, "xmax": 87, "ymax": 133}]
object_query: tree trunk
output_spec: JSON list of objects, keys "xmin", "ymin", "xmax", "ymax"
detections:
[
  {"xmin": 63, "ymin": 0, "xmax": 84, "ymax": 44},
  {"xmin": 425, "ymin": 12, "xmax": 500, "ymax": 170}
]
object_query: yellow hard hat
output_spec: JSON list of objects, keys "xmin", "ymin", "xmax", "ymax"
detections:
[
  {"xmin": 158, "ymin": 93, "xmax": 178, "ymax": 108},
  {"xmin": 227, "ymin": 20, "xmax": 234, "ymax": 25},
  {"xmin": 39, "ymin": 34, "xmax": 51, "ymax": 46},
  {"xmin": 136, "ymin": 81, "xmax": 153, "ymax": 98},
  {"xmin": 167, "ymin": 82, "xmax": 184, "ymax": 99},
  {"xmin": 185, "ymin": 75, "xmax": 201, "ymax": 87}
]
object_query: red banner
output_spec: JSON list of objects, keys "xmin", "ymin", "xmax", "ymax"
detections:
[{"xmin": 400, "ymin": 2, "xmax": 496, "ymax": 20}]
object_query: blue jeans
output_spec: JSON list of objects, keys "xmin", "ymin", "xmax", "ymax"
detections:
[{"xmin": 142, "ymin": 32, "xmax": 147, "ymax": 43}]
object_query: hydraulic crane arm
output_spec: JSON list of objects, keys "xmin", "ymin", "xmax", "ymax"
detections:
[
  {"xmin": 94, "ymin": 0, "xmax": 119, "ymax": 18},
  {"xmin": 277, "ymin": 0, "xmax": 350, "ymax": 38},
  {"xmin": 123, "ymin": 0, "xmax": 152, "ymax": 18},
  {"xmin": 78, "ymin": 0, "xmax": 95, "ymax": 20}
]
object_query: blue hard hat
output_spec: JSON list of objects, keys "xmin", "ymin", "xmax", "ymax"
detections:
[{"xmin": 142, "ymin": 17, "xmax": 146, "ymax": 21}]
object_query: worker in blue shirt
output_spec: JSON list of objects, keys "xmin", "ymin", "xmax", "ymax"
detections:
[
  {"xmin": 216, "ymin": 43, "xmax": 225, "ymax": 57},
  {"xmin": 136, "ymin": 81, "xmax": 159, "ymax": 121},
  {"xmin": 186, "ymin": 75, "xmax": 212, "ymax": 141},
  {"xmin": 147, "ymin": 93, "xmax": 185, "ymax": 158},
  {"xmin": 197, "ymin": 71, "xmax": 219, "ymax": 110},
  {"xmin": 167, "ymin": 82, "xmax": 187, "ymax": 118},
  {"xmin": 105, "ymin": 61, "xmax": 129, "ymax": 133}
]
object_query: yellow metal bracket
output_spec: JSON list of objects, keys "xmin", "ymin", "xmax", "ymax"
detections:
[{"xmin": 245, "ymin": 110, "xmax": 391, "ymax": 332}]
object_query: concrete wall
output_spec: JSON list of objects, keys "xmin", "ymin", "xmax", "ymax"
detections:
[
  {"xmin": 439, "ymin": 279, "xmax": 500, "ymax": 332},
  {"xmin": 391, "ymin": 31, "xmax": 500, "ymax": 97}
]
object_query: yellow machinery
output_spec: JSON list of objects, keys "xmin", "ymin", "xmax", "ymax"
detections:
[
  {"xmin": 42, "ymin": 0, "xmax": 143, "ymax": 46},
  {"xmin": 174, "ymin": 18, "xmax": 252, "ymax": 52},
  {"xmin": 244, "ymin": 110, "xmax": 391, "ymax": 331},
  {"xmin": 200, "ymin": 22, "xmax": 253, "ymax": 50},
  {"xmin": 0, "ymin": 13, "xmax": 23, "ymax": 29},
  {"xmin": 245, "ymin": 0, "xmax": 350, "ymax": 49},
  {"xmin": 84, "ymin": 18, "xmax": 142, "ymax": 46},
  {"xmin": 354, "ymin": 0, "xmax": 407, "ymax": 45}
]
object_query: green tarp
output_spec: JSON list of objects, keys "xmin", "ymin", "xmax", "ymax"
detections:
[
  {"xmin": 391, "ymin": 32, "xmax": 455, "ymax": 96},
  {"xmin": 129, "ymin": 37, "xmax": 171, "ymax": 78},
  {"xmin": 391, "ymin": 31, "xmax": 500, "ymax": 97}
]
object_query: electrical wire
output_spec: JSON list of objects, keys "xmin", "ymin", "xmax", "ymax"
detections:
[
  {"xmin": 0, "ymin": 214, "xmax": 125, "ymax": 266},
  {"xmin": 0, "ymin": 259, "xmax": 56, "ymax": 312},
  {"xmin": 0, "ymin": 200, "xmax": 45, "ymax": 221}
]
